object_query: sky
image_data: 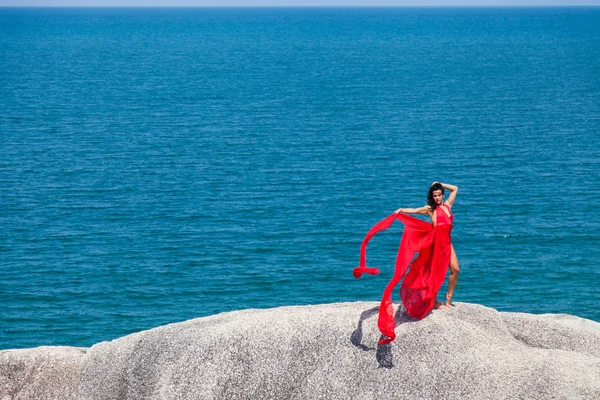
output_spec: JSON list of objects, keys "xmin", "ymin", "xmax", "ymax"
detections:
[{"xmin": 2, "ymin": 0, "xmax": 600, "ymax": 6}]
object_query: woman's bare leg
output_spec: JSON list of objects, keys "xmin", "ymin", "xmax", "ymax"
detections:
[{"xmin": 446, "ymin": 245, "xmax": 460, "ymax": 307}]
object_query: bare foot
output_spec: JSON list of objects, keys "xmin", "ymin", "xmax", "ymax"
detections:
[
  {"xmin": 445, "ymin": 293, "xmax": 453, "ymax": 307},
  {"xmin": 434, "ymin": 299, "xmax": 447, "ymax": 310}
]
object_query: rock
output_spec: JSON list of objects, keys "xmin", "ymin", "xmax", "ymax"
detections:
[
  {"xmin": 0, "ymin": 346, "xmax": 86, "ymax": 400},
  {"xmin": 1, "ymin": 302, "xmax": 599, "ymax": 399}
]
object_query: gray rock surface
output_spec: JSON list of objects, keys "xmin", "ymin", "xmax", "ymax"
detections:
[
  {"xmin": 1, "ymin": 302, "xmax": 599, "ymax": 400},
  {"xmin": 0, "ymin": 346, "xmax": 86, "ymax": 400}
]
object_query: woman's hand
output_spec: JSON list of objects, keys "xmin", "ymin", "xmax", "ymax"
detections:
[
  {"xmin": 431, "ymin": 181, "xmax": 439, "ymax": 186},
  {"xmin": 394, "ymin": 208, "xmax": 403, "ymax": 214}
]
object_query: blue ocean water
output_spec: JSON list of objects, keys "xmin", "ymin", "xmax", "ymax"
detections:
[{"xmin": 1, "ymin": 7, "xmax": 599, "ymax": 350}]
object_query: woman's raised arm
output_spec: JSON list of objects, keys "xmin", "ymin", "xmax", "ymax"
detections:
[{"xmin": 440, "ymin": 183, "xmax": 458, "ymax": 207}]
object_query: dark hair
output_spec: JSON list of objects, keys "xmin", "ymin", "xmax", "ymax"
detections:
[{"xmin": 427, "ymin": 183, "xmax": 445, "ymax": 211}]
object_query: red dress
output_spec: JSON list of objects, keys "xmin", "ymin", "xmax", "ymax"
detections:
[{"xmin": 353, "ymin": 205, "xmax": 453, "ymax": 344}]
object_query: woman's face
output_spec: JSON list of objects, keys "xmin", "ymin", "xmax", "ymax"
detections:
[{"xmin": 432, "ymin": 190, "xmax": 444, "ymax": 205}]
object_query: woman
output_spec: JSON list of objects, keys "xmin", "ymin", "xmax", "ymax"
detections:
[
  {"xmin": 353, "ymin": 181, "xmax": 459, "ymax": 344},
  {"xmin": 395, "ymin": 182, "xmax": 459, "ymax": 309}
]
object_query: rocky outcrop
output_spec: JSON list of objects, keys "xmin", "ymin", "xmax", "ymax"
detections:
[
  {"xmin": 2, "ymin": 302, "xmax": 599, "ymax": 399},
  {"xmin": 0, "ymin": 346, "xmax": 86, "ymax": 400}
]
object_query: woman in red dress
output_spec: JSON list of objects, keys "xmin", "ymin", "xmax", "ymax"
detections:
[
  {"xmin": 395, "ymin": 182, "xmax": 460, "ymax": 309},
  {"xmin": 353, "ymin": 182, "xmax": 459, "ymax": 344}
]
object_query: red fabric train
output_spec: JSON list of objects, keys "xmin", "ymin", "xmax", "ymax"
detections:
[{"xmin": 353, "ymin": 211, "xmax": 453, "ymax": 344}]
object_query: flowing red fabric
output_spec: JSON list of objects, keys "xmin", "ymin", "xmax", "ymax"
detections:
[{"xmin": 353, "ymin": 210, "xmax": 453, "ymax": 344}]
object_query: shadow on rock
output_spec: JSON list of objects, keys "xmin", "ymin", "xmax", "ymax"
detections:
[
  {"xmin": 350, "ymin": 304, "xmax": 418, "ymax": 369},
  {"xmin": 376, "ymin": 340, "xmax": 393, "ymax": 369},
  {"xmin": 350, "ymin": 306, "xmax": 379, "ymax": 351}
]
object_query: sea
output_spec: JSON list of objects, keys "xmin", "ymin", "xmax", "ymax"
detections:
[{"xmin": 1, "ymin": 7, "xmax": 599, "ymax": 350}]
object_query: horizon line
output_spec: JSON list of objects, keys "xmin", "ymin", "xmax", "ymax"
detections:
[{"xmin": 2, "ymin": 4, "xmax": 600, "ymax": 7}]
